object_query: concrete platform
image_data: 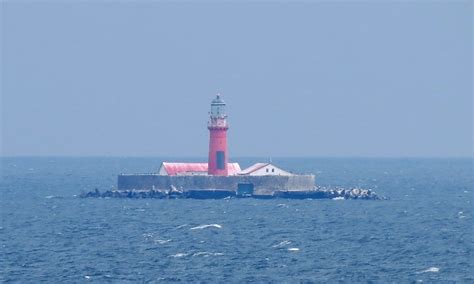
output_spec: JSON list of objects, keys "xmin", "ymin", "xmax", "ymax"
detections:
[{"xmin": 117, "ymin": 174, "xmax": 316, "ymax": 196}]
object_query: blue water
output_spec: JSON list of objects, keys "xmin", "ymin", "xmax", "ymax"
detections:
[{"xmin": 1, "ymin": 157, "xmax": 472, "ymax": 282}]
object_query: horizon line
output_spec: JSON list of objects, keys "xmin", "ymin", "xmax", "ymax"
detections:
[{"xmin": 0, "ymin": 155, "xmax": 472, "ymax": 159}]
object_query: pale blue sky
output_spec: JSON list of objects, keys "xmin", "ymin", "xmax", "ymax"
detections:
[{"xmin": 1, "ymin": 1, "xmax": 472, "ymax": 157}]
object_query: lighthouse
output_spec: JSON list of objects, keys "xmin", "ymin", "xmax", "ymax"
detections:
[
  {"xmin": 119, "ymin": 92, "xmax": 317, "ymax": 199},
  {"xmin": 207, "ymin": 94, "xmax": 229, "ymax": 175}
]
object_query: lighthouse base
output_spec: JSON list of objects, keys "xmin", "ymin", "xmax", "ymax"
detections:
[
  {"xmin": 81, "ymin": 181, "xmax": 381, "ymax": 200},
  {"xmin": 116, "ymin": 174, "xmax": 316, "ymax": 197},
  {"xmin": 77, "ymin": 173, "xmax": 381, "ymax": 199}
]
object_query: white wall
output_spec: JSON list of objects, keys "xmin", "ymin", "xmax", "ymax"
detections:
[
  {"xmin": 158, "ymin": 165, "xmax": 168, "ymax": 175},
  {"xmin": 249, "ymin": 164, "xmax": 292, "ymax": 176}
]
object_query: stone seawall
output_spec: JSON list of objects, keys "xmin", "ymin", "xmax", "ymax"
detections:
[
  {"xmin": 117, "ymin": 174, "xmax": 316, "ymax": 195},
  {"xmin": 82, "ymin": 186, "xmax": 382, "ymax": 200}
]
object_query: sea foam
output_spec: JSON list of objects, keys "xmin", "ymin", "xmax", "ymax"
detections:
[
  {"xmin": 272, "ymin": 240, "xmax": 291, "ymax": 248},
  {"xmin": 190, "ymin": 224, "xmax": 222, "ymax": 230},
  {"xmin": 419, "ymin": 267, "xmax": 440, "ymax": 273}
]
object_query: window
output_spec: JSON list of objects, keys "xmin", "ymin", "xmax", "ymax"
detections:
[
  {"xmin": 272, "ymin": 168, "xmax": 275, "ymax": 173},
  {"xmin": 266, "ymin": 168, "xmax": 269, "ymax": 173},
  {"xmin": 216, "ymin": 151, "xmax": 225, "ymax": 169}
]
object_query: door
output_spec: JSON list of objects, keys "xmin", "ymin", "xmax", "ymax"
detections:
[{"xmin": 237, "ymin": 183, "xmax": 254, "ymax": 197}]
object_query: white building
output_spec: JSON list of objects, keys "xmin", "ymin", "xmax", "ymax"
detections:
[{"xmin": 239, "ymin": 163, "xmax": 293, "ymax": 176}]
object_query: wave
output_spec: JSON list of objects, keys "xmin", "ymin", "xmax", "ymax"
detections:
[
  {"xmin": 190, "ymin": 224, "xmax": 222, "ymax": 230},
  {"xmin": 170, "ymin": 253, "xmax": 188, "ymax": 258},
  {"xmin": 192, "ymin": 252, "xmax": 224, "ymax": 257},
  {"xmin": 45, "ymin": 195, "xmax": 63, "ymax": 199},
  {"xmin": 169, "ymin": 251, "xmax": 224, "ymax": 258},
  {"xmin": 419, "ymin": 267, "xmax": 440, "ymax": 273},
  {"xmin": 287, "ymin": 248, "xmax": 300, "ymax": 252},
  {"xmin": 272, "ymin": 240, "xmax": 291, "ymax": 248}
]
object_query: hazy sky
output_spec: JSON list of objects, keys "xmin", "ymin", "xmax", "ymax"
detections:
[{"xmin": 1, "ymin": 1, "xmax": 472, "ymax": 157}]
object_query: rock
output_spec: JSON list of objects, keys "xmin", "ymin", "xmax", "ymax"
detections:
[{"xmin": 80, "ymin": 185, "xmax": 384, "ymax": 200}]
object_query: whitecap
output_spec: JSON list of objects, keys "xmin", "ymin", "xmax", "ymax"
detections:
[
  {"xmin": 277, "ymin": 204, "xmax": 289, "ymax": 208},
  {"xmin": 287, "ymin": 248, "xmax": 300, "ymax": 252},
  {"xmin": 192, "ymin": 251, "xmax": 224, "ymax": 257},
  {"xmin": 45, "ymin": 195, "xmax": 62, "ymax": 199},
  {"xmin": 190, "ymin": 224, "xmax": 222, "ymax": 230},
  {"xmin": 272, "ymin": 240, "xmax": 291, "ymax": 248},
  {"xmin": 170, "ymin": 253, "xmax": 187, "ymax": 258},
  {"xmin": 420, "ymin": 267, "xmax": 440, "ymax": 273},
  {"xmin": 332, "ymin": 197, "xmax": 344, "ymax": 200},
  {"xmin": 154, "ymin": 239, "xmax": 171, "ymax": 244},
  {"xmin": 143, "ymin": 233, "xmax": 153, "ymax": 238},
  {"xmin": 84, "ymin": 275, "xmax": 91, "ymax": 279},
  {"xmin": 175, "ymin": 224, "xmax": 188, "ymax": 229}
]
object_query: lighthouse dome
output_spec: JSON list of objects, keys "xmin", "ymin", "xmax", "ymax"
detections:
[
  {"xmin": 210, "ymin": 94, "xmax": 226, "ymax": 118},
  {"xmin": 211, "ymin": 94, "xmax": 225, "ymax": 105}
]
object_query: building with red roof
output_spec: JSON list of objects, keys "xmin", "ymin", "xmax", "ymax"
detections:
[{"xmin": 158, "ymin": 162, "xmax": 241, "ymax": 176}]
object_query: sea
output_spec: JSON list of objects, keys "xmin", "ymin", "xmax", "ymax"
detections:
[{"xmin": 1, "ymin": 157, "xmax": 472, "ymax": 282}]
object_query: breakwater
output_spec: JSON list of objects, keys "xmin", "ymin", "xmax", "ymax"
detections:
[
  {"xmin": 117, "ymin": 174, "xmax": 316, "ymax": 195},
  {"xmin": 81, "ymin": 186, "xmax": 382, "ymax": 200},
  {"xmin": 82, "ymin": 173, "xmax": 383, "ymax": 200}
]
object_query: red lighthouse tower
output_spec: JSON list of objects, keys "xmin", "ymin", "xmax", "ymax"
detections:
[{"xmin": 208, "ymin": 94, "xmax": 229, "ymax": 176}]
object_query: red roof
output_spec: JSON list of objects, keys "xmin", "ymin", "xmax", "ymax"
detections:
[{"xmin": 161, "ymin": 162, "xmax": 241, "ymax": 176}]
